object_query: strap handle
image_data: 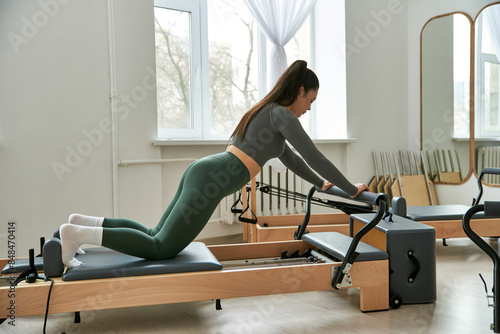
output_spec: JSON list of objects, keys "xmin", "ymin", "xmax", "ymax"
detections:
[{"xmin": 231, "ymin": 187, "xmax": 258, "ymax": 224}]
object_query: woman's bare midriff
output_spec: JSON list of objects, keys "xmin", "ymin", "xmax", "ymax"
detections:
[{"xmin": 226, "ymin": 145, "xmax": 261, "ymax": 179}]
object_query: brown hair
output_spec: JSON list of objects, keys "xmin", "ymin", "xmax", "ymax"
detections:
[{"xmin": 230, "ymin": 60, "xmax": 319, "ymax": 141}]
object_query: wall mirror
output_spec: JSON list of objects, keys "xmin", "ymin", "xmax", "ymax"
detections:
[
  {"xmin": 421, "ymin": 12, "xmax": 472, "ymax": 184},
  {"xmin": 474, "ymin": 3, "xmax": 500, "ymax": 185}
]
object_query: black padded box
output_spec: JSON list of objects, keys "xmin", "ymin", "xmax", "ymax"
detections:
[{"xmin": 350, "ymin": 213, "xmax": 436, "ymax": 305}]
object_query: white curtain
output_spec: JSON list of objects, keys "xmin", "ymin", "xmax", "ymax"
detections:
[
  {"xmin": 485, "ymin": 6, "xmax": 500, "ymax": 61},
  {"xmin": 243, "ymin": 0, "xmax": 317, "ymax": 87}
]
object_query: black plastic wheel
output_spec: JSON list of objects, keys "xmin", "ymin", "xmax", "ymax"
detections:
[{"xmin": 390, "ymin": 295, "xmax": 402, "ymax": 309}]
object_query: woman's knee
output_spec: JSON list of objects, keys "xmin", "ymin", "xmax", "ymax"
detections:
[
  {"xmin": 147, "ymin": 248, "xmax": 180, "ymax": 261},
  {"xmin": 145, "ymin": 237, "xmax": 184, "ymax": 260}
]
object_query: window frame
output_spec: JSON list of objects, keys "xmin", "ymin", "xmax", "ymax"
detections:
[
  {"xmin": 155, "ymin": 0, "xmax": 207, "ymax": 139},
  {"xmin": 154, "ymin": 0, "xmax": 326, "ymax": 141}
]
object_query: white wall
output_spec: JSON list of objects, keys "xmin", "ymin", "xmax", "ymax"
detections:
[
  {"xmin": 2, "ymin": 0, "xmax": 500, "ymax": 258},
  {"xmin": 111, "ymin": 0, "xmax": 163, "ymax": 223},
  {"xmin": 344, "ymin": 0, "xmax": 409, "ymax": 181},
  {"xmin": 0, "ymin": 0, "xmax": 163, "ymax": 257},
  {"xmin": 314, "ymin": 0, "xmax": 347, "ymax": 139},
  {"xmin": 1, "ymin": 0, "xmax": 111, "ymax": 257}
]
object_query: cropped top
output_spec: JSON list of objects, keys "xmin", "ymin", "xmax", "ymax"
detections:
[{"xmin": 229, "ymin": 103, "xmax": 357, "ymax": 196}]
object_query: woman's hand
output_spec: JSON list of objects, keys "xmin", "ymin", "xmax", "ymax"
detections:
[
  {"xmin": 322, "ymin": 181, "xmax": 369, "ymax": 198},
  {"xmin": 350, "ymin": 183, "xmax": 370, "ymax": 198}
]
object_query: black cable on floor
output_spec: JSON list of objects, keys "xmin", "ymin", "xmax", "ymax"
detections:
[{"xmin": 43, "ymin": 277, "xmax": 54, "ymax": 334}]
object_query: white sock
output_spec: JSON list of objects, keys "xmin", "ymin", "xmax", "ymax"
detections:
[
  {"xmin": 68, "ymin": 213, "xmax": 104, "ymax": 227},
  {"xmin": 68, "ymin": 214, "xmax": 103, "ymax": 255},
  {"xmin": 60, "ymin": 224, "xmax": 103, "ymax": 268}
]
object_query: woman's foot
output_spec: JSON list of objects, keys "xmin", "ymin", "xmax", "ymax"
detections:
[
  {"xmin": 59, "ymin": 224, "xmax": 103, "ymax": 268},
  {"xmin": 54, "ymin": 227, "xmax": 86, "ymax": 255},
  {"xmin": 60, "ymin": 224, "xmax": 83, "ymax": 268}
]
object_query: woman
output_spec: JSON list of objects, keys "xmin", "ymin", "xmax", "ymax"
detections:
[{"xmin": 61, "ymin": 60, "xmax": 368, "ymax": 268}]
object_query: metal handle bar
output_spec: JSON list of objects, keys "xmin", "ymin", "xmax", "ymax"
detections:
[
  {"xmin": 475, "ymin": 167, "xmax": 500, "ymax": 205},
  {"xmin": 481, "ymin": 167, "xmax": 500, "ymax": 177},
  {"xmin": 315, "ymin": 186, "xmax": 388, "ymax": 207},
  {"xmin": 295, "ymin": 186, "xmax": 388, "ymax": 240}
]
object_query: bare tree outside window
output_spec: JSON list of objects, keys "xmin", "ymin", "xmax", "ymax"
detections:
[
  {"xmin": 154, "ymin": 0, "xmax": 258, "ymax": 137},
  {"xmin": 208, "ymin": 0, "xmax": 258, "ymax": 135},
  {"xmin": 154, "ymin": 8, "xmax": 191, "ymax": 130}
]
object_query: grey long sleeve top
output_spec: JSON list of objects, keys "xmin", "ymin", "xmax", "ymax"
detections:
[{"xmin": 230, "ymin": 102, "xmax": 357, "ymax": 196}]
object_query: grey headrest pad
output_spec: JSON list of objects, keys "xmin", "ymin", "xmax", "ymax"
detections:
[
  {"xmin": 302, "ymin": 232, "xmax": 388, "ymax": 261},
  {"xmin": 391, "ymin": 197, "xmax": 407, "ymax": 217},
  {"xmin": 405, "ymin": 205, "xmax": 483, "ymax": 221},
  {"xmin": 63, "ymin": 242, "xmax": 222, "ymax": 281},
  {"xmin": 43, "ymin": 237, "xmax": 65, "ymax": 278}
]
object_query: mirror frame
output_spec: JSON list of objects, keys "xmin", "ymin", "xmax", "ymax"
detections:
[
  {"xmin": 420, "ymin": 11, "xmax": 474, "ymax": 185},
  {"xmin": 473, "ymin": 1, "xmax": 500, "ymax": 186}
]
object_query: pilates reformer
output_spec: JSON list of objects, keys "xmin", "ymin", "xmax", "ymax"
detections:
[
  {"xmin": 371, "ymin": 153, "xmax": 500, "ymax": 243},
  {"xmin": 294, "ymin": 185, "xmax": 436, "ymax": 308},
  {"xmin": 238, "ymin": 182, "xmax": 437, "ymax": 307},
  {"xmin": 462, "ymin": 170, "xmax": 500, "ymax": 333},
  {"xmin": 0, "ymin": 188, "xmax": 391, "ymax": 331},
  {"xmin": 392, "ymin": 167, "xmax": 500, "ymax": 244}
]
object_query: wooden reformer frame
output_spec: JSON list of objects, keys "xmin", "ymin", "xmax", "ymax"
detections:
[{"xmin": 0, "ymin": 240, "xmax": 389, "ymax": 321}]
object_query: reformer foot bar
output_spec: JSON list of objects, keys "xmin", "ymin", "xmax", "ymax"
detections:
[{"xmin": 0, "ymin": 189, "xmax": 390, "ymax": 328}]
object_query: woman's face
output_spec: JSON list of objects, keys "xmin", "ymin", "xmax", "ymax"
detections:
[{"xmin": 288, "ymin": 87, "xmax": 318, "ymax": 118}]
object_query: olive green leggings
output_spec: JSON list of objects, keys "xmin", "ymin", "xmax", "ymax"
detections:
[{"xmin": 101, "ymin": 152, "xmax": 249, "ymax": 260}]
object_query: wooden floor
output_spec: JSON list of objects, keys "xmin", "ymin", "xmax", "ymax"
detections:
[{"xmin": 2, "ymin": 237, "xmax": 497, "ymax": 334}]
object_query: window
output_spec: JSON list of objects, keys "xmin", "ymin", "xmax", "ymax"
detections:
[
  {"xmin": 476, "ymin": 13, "xmax": 500, "ymax": 138},
  {"xmin": 154, "ymin": 0, "xmax": 345, "ymax": 140},
  {"xmin": 206, "ymin": 0, "xmax": 259, "ymax": 138},
  {"xmin": 154, "ymin": 0, "xmax": 204, "ymax": 139}
]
